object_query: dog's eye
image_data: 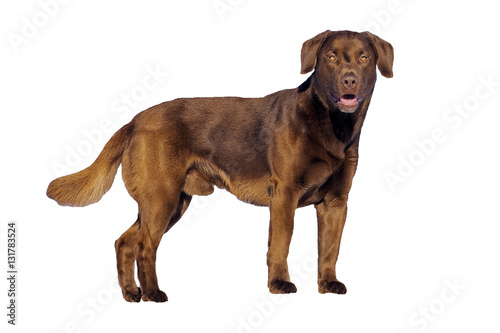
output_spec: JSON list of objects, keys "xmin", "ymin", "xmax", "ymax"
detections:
[
  {"xmin": 328, "ymin": 54, "xmax": 337, "ymax": 61},
  {"xmin": 360, "ymin": 55, "xmax": 369, "ymax": 62}
]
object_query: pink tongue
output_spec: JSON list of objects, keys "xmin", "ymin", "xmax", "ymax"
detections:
[{"xmin": 339, "ymin": 97, "xmax": 358, "ymax": 106}]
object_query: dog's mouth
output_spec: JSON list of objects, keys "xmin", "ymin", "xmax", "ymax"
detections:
[{"xmin": 331, "ymin": 94, "xmax": 363, "ymax": 113}]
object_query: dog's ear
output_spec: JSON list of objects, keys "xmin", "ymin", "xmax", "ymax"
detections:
[
  {"xmin": 362, "ymin": 31, "xmax": 394, "ymax": 78},
  {"xmin": 300, "ymin": 30, "xmax": 332, "ymax": 74}
]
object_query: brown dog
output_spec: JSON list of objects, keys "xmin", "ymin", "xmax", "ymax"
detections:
[{"xmin": 47, "ymin": 30, "xmax": 393, "ymax": 302}]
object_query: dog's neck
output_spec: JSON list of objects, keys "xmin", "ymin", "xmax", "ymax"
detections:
[{"xmin": 297, "ymin": 74, "xmax": 372, "ymax": 151}]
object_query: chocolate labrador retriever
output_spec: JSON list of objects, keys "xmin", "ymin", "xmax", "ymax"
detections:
[{"xmin": 47, "ymin": 30, "xmax": 393, "ymax": 302}]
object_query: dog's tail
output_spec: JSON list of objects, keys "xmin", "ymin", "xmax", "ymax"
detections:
[{"xmin": 47, "ymin": 123, "xmax": 134, "ymax": 207}]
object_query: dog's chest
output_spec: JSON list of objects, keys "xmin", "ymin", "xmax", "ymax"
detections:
[{"xmin": 297, "ymin": 158, "xmax": 340, "ymax": 207}]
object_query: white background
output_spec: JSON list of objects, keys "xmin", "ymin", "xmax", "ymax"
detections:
[{"xmin": 1, "ymin": 0, "xmax": 500, "ymax": 332}]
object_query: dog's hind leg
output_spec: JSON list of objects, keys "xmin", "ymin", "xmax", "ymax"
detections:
[
  {"xmin": 134, "ymin": 188, "xmax": 183, "ymax": 302},
  {"xmin": 119, "ymin": 121, "xmax": 191, "ymax": 302},
  {"xmin": 114, "ymin": 192, "xmax": 191, "ymax": 302},
  {"xmin": 115, "ymin": 218, "xmax": 142, "ymax": 302}
]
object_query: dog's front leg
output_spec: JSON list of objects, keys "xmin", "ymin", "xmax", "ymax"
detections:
[
  {"xmin": 315, "ymin": 192, "xmax": 349, "ymax": 294},
  {"xmin": 315, "ymin": 148, "xmax": 358, "ymax": 295},
  {"xmin": 267, "ymin": 187, "xmax": 298, "ymax": 294}
]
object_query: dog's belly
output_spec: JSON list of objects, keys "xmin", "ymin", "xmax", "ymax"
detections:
[
  {"xmin": 183, "ymin": 160, "xmax": 270, "ymax": 206},
  {"xmin": 183, "ymin": 158, "xmax": 336, "ymax": 208}
]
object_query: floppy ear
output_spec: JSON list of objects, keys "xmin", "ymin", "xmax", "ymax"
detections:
[
  {"xmin": 300, "ymin": 30, "xmax": 332, "ymax": 74},
  {"xmin": 362, "ymin": 31, "xmax": 394, "ymax": 78}
]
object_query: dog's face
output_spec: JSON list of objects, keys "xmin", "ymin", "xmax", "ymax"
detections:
[
  {"xmin": 301, "ymin": 30, "xmax": 394, "ymax": 113},
  {"xmin": 316, "ymin": 32, "xmax": 378, "ymax": 113}
]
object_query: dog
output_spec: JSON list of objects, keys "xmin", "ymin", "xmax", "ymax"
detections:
[{"xmin": 47, "ymin": 30, "xmax": 394, "ymax": 302}]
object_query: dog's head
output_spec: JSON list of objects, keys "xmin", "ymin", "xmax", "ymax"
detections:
[{"xmin": 301, "ymin": 30, "xmax": 394, "ymax": 113}]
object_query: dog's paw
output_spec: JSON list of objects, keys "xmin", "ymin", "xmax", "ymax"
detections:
[
  {"xmin": 269, "ymin": 279, "xmax": 297, "ymax": 294},
  {"xmin": 142, "ymin": 290, "xmax": 168, "ymax": 302},
  {"xmin": 123, "ymin": 287, "xmax": 142, "ymax": 303},
  {"xmin": 319, "ymin": 280, "xmax": 347, "ymax": 294}
]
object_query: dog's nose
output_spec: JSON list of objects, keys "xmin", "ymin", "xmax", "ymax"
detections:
[{"xmin": 341, "ymin": 74, "xmax": 358, "ymax": 90}]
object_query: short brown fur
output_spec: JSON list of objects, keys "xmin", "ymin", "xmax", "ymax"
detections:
[{"xmin": 47, "ymin": 30, "xmax": 394, "ymax": 302}]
